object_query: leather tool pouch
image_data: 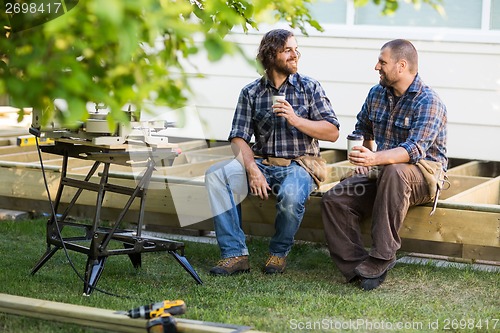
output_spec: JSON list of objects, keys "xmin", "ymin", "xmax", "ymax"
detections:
[
  {"xmin": 295, "ymin": 155, "xmax": 327, "ymax": 188},
  {"xmin": 416, "ymin": 159, "xmax": 446, "ymax": 201},
  {"xmin": 262, "ymin": 157, "xmax": 291, "ymax": 167},
  {"xmin": 261, "ymin": 156, "xmax": 327, "ymax": 188}
]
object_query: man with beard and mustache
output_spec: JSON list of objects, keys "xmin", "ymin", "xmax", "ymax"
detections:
[
  {"xmin": 205, "ymin": 29, "xmax": 339, "ymax": 275},
  {"xmin": 321, "ymin": 39, "xmax": 447, "ymax": 290}
]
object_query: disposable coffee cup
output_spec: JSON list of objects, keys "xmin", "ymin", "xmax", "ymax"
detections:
[
  {"xmin": 272, "ymin": 94, "xmax": 285, "ymax": 106},
  {"xmin": 347, "ymin": 133, "xmax": 364, "ymax": 154}
]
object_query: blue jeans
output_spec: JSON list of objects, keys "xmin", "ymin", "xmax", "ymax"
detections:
[{"xmin": 205, "ymin": 158, "xmax": 315, "ymax": 258}]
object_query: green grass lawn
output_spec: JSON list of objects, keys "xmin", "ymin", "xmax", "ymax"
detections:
[{"xmin": 0, "ymin": 218, "xmax": 499, "ymax": 332}]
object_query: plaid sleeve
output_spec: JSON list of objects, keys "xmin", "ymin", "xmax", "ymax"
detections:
[
  {"xmin": 355, "ymin": 87, "xmax": 378, "ymax": 141},
  {"xmin": 304, "ymin": 78, "xmax": 340, "ymax": 129},
  {"xmin": 399, "ymin": 90, "xmax": 447, "ymax": 164},
  {"xmin": 228, "ymin": 89, "xmax": 253, "ymax": 143}
]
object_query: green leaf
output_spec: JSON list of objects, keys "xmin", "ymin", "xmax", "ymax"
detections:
[
  {"xmin": 89, "ymin": 0, "xmax": 124, "ymax": 25},
  {"xmin": 204, "ymin": 35, "xmax": 226, "ymax": 62},
  {"xmin": 0, "ymin": 0, "xmax": 445, "ymax": 128},
  {"xmin": 61, "ymin": 98, "xmax": 87, "ymax": 129},
  {"xmin": 355, "ymin": 0, "xmax": 371, "ymax": 7}
]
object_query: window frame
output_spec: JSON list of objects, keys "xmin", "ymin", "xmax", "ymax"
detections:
[{"xmin": 306, "ymin": 0, "xmax": 500, "ymax": 44}]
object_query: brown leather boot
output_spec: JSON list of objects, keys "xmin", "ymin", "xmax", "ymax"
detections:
[
  {"xmin": 209, "ymin": 256, "xmax": 250, "ymax": 276},
  {"xmin": 263, "ymin": 255, "xmax": 286, "ymax": 274},
  {"xmin": 354, "ymin": 256, "xmax": 396, "ymax": 278}
]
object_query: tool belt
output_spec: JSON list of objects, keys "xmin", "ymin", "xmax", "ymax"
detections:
[
  {"xmin": 260, "ymin": 155, "xmax": 327, "ymax": 188},
  {"xmin": 416, "ymin": 159, "xmax": 447, "ymax": 201},
  {"xmin": 338, "ymin": 160, "xmax": 447, "ymax": 201}
]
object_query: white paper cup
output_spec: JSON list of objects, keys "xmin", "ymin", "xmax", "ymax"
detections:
[
  {"xmin": 347, "ymin": 134, "xmax": 364, "ymax": 154},
  {"xmin": 272, "ymin": 94, "xmax": 285, "ymax": 106}
]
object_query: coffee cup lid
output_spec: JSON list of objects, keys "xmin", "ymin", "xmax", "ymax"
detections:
[{"xmin": 347, "ymin": 133, "xmax": 363, "ymax": 140}]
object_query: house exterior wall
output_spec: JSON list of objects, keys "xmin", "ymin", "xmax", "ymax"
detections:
[{"xmin": 160, "ymin": 3, "xmax": 500, "ymax": 162}]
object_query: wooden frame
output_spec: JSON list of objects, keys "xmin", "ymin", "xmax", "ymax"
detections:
[{"xmin": 0, "ymin": 142, "xmax": 498, "ymax": 263}]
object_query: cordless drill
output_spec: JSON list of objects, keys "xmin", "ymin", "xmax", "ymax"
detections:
[
  {"xmin": 125, "ymin": 300, "xmax": 186, "ymax": 319},
  {"xmin": 146, "ymin": 313, "xmax": 177, "ymax": 333}
]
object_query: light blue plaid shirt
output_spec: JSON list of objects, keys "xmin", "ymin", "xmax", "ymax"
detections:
[
  {"xmin": 355, "ymin": 74, "xmax": 448, "ymax": 168},
  {"xmin": 229, "ymin": 73, "xmax": 339, "ymax": 159}
]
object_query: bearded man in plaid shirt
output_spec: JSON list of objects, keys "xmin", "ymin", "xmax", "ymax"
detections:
[
  {"xmin": 205, "ymin": 29, "xmax": 339, "ymax": 275},
  {"xmin": 322, "ymin": 39, "xmax": 447, "ymax": 291}
]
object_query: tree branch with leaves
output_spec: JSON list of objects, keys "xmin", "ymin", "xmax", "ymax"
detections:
[{"xmin": 0, "ymin": 0, "xmax": 443, "ymax": 129}]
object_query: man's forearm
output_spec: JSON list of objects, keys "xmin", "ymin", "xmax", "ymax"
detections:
[
  {"xmin": 293, "ymin": 119, "xmax": 339, "ymax": 142},
  {"xmin": 373, "ymin": 147, "xmax": 410, "ymax": 165},
  {"xmin": 363, "ymin": 140, "xmax": 376, "ymax": 152},
  {"xmin": 231, "ymin": 137, "xmax": 257, "ymax": 171}
]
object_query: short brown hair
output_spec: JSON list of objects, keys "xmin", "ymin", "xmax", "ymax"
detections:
[{"xmin": 382, "ymin": 39, "xmax": 418, "ymax": 73}]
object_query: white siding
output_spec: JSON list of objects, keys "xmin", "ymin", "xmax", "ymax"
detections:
[{"xmin": 164, "ymin": 31, "xmax": 500, "ymax": 162}]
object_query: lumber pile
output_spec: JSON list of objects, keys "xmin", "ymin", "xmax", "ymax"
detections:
[{"xmin": 0, "ymin": 106, "xmax": 31, "ymax": 146}]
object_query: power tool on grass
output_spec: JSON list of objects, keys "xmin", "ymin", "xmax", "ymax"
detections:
[
  {"xmin": 146, "ymin": 313, "xmax": 178, "ymax": 333},
  {"xmin": 118, "ymin": 300, "xmax": 186, "ymax": 333},
  {"xmin": 126, "ymin": 300, "xmax": 186, "ymax": 319}
]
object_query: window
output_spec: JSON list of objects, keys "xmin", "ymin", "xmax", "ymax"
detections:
[
  {"xmin": 355, "ymin": 0, "xmax": 482, "ymax": 29},
  {"xmin": 492, "ymin": 0, "xmax": 500, "ymax": 29},
  {"xmin": 308, "ymin": 0, "xmax": 347, "ymax": 24},
  {"xmin": 309, "ymin": 0, "xmax": 500, "ymax": 32}
]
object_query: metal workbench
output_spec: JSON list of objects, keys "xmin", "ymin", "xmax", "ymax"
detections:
[{"xmin": 30, "ymin": 139, "xmax": 202, "ymax": 295}]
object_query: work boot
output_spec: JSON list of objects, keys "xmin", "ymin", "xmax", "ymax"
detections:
[
  {"xmin": 209, "ymin": 256, "xmax": 250, "ymax": 276},
  {"xmin": 263, "ymin": 255, "xmax": 286, "ymax": 274},
  {"xmin": 354, "ymin": 256, "xmax": 396, "ymax": 279},
  {"xmin": 360, "ymin": 271, "xmax": 389, "ymax": 291}
]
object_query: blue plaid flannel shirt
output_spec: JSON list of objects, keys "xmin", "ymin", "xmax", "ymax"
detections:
[
  {"xmin": 228, "ymin": 73, "xmax": 339, "ymax": 159},
  {"xmin": 354, "ymin": 74, "xmax": 448, "ymax": 168}
]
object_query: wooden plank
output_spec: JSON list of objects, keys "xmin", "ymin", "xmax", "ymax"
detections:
[
  {"xmin": 0, "ymin": 166, "xmax": 62, "ymax": 203},
  {"xmin": 243, "ymin": 221, "xmax": 326, "ymax": 244},
  {"xmin": 106, "ymin": 157, "xmax": 230, "ymax": 178},
  {"xmin": 320, "ymin": 149, "xmax": 347, "ymax": 163},
  {"xmin": 179, "ymin": 145, "xmax": 233, "ymax": 163},
  {"xmin": 462, "ymin": 244, "xmax": 500, "ymax": 262},
  {"xmin": 0, "ymin": 144, "xmax": 499, "ymax": 262},
  {"xmin": 0, "ymin": 197, "xmax": 53, "ymax": 215},
  {"xmin": 447, "ymin": 160, "xmax": 500, "ymax": 178},
  {"xmin": 241, "ymin": 196, "xmax": 500, "ymax": 247},
  {"xmin": 447, "ymin": 161, "xmax": 483, "ymax": 176},
  {"xmin": 323, "ymin": 164, "xmax": 354, "ymax": 183},
  {"xmin": 0, "ymin": 293, "xmax": 146, "ymax": 333},
  {"xmin": 445, "ymin": 177, "xmax": 499, "ymax": 204},
  {"xmin": 443, "ymin": 175, "xmax": 491, "ymax": 199},
  {"xmin": 401, "ymin": 205, "xmax": 500, "ymax": 248},
  {"xmin": 401, "ymin": 241, "xmax": 500, "ymax": 262},
  {"xmin": 0, "ymin": 144, "xmax": 38, "ymax": 154},
  {"xmin": 0, "ymin": 128, "xmax": 28, "ymax": 140},
  {"xmin": 240, "ymin": 211, "xmax": 500, "ymax": 262},
  {"xmin": 0, "ymin": 138, "xmax": 12, "ymax": 146},
  {"xmin": 0, "ymin": 149, "xmax": 96, "ymax": 171},
  {"xmin": 155, "ymin": 158, "xmax": 230, "ymax": 178},
  {"xmin": 0, "ymin": 152, "xmax": 60, "ymax": 163},
  {"xmin": 0, "ymin": 293, "xmax": 264, "ymax": 333},
  {"xmin": 175, "ymin": 139, "xmax": 210, "ymax": 152},
  {"xmin": 240, "ymin": 196, "xmax": 500, "ymax": 260},
  {"xmin": 399, "ymin": 239, "xmax": 463, "ymax": 258}
]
